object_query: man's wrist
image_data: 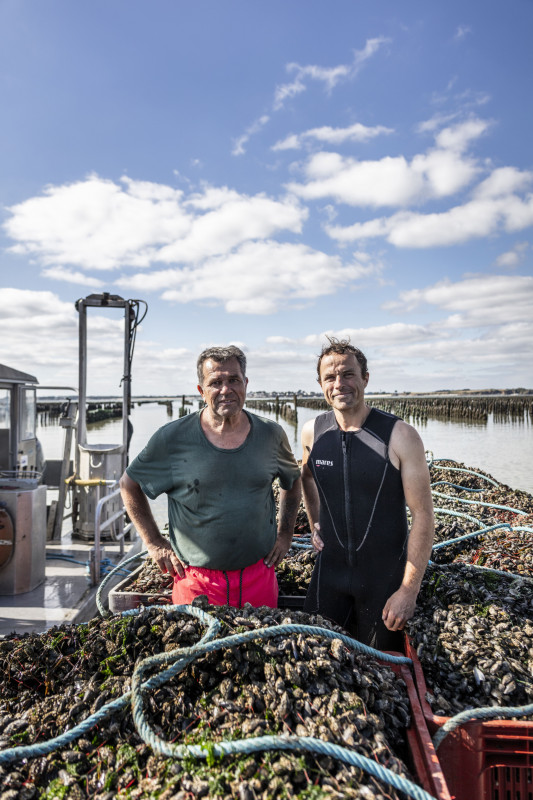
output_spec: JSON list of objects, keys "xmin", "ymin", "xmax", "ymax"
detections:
[
  {"xmin": 399, "ymin": 582, "xmax": 419, "ymax": 597},
  {"xmin": 276, "ymin": 528, "xmax": 293, "ymax": 540}
]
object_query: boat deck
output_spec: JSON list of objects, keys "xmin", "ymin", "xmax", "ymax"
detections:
[{"xmin": 0, "ymin": 532, "xmax": 143, "ymax": 638}]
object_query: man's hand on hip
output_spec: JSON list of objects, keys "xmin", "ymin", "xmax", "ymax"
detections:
[
  {"xmin": 264, "ymin": 531, "xmax": 293, "ymax": 569},
  {"xmin": 310, "ymin": 522, "xmax": 324, "ymax": 552}
]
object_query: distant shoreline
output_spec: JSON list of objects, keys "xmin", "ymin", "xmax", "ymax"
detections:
[{"xmin": 36, "ymin": 388, "xmax": 533, "ymax": 403}]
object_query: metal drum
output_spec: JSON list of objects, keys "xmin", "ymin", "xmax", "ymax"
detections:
[{"xmin": 0, "ymin": 480, "xmax": 46, "ymax": 595}]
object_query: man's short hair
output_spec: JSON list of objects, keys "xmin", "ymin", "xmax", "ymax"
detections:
[
  {"xmin": 197, "ymin": 346, "xmax": 247, "ymax": 386},
  {"xmin": 316, "ymin": 336, "xmax": 368, "ymax": 381}
]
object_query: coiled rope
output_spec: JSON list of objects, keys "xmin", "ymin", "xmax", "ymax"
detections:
[{"xmin": 0, "ymin": 605, "xmax": 439, "ymax": 800}]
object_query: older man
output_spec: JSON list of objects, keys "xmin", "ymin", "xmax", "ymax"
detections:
[
  {"xmin": 120, "ymin": 345, "xmax": 301, "ymax": 608},
  {"xmin": 301, "ymin": 337, "xmax": 434, "ymax": 649}
]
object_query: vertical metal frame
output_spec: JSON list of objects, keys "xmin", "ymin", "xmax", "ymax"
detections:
[{"xmin": 75, "ymin": 293, "xmax": 134, "ymax": 479}]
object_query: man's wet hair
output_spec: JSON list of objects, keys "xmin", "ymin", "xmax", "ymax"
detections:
[
  {"xmin": 316, "ymin": 336, "xmax": 368, "ymax": 381},
  {"xmin": 197, "ymin": 346, "xmax": 247, "ymax": 386}
]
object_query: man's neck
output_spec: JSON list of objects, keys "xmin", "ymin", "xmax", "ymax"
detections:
[
  {"xmin": 332, "ymin": 403, "xmax": 371, "ymax": 432},
  {"xmin": 200, "ymin": 408, "xmax": 250, "ymax": 448}
]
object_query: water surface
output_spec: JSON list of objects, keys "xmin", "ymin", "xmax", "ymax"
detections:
[{"xmin": 37, "ymin": 399, "xmax": 533, "ymax": 511}]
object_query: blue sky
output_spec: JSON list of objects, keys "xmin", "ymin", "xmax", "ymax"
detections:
[{"xmin": 1, "ymin": 0, "xmax": 532, "ymax": 396}]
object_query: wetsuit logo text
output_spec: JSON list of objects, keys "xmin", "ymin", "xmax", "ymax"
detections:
[{"xmin": 315, "ymin": 459, "xmax": 334, "ymax": 467}]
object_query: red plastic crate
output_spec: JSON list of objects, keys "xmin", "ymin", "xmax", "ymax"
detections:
[
  {"xmin": 405, "ymin": 637, "xmax": 533, "ymax": 800},
  {"xmin": 385, "ymin": 655, "xmax": 452, "ymax": 800}
]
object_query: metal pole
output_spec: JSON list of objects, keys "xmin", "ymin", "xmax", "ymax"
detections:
[
  {"xmin": 52, "ymin": 400, "xmax": 77, "ymax": 540},
  {"xmin": 122, "ymin": 302, "xmax": 130, "ymax": 473},
  {"xmin": 77, "ymin": 301, "xmax": 87, "ymax": 453}
]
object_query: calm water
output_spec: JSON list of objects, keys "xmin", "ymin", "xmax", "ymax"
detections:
[{"xmin": 37, "ymin": 399, "xmax": 533, "ymax": 498}]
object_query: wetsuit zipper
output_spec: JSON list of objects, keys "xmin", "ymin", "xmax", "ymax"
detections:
[{"xmin": 342, "ymin": 432, "xmax": 354, "ymax": 567}]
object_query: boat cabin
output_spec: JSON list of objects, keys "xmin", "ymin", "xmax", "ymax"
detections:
[{"xmin": 0, "ymin": 363, "xmax": 42, "ymax": 480}]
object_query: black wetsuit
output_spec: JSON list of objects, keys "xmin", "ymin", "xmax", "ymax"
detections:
[{"xmin": 303, "ymin": 408, "xmax": 408, "ymax": 650}]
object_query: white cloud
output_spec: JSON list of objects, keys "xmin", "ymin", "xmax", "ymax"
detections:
[
  {"xmin": 266, "ymin": 322, "xmax": 434, "ymax": 348},
  {"xmin": 495, "ymin": 241, "xmax": 529, "ymax": 268},
  {"xmin": 434, "ymin": 118, "xmax": 490, "ymax": 152},
  {"xmin": 156, "ymin": 193, "xmax": 306, "ymax": 264},
  {"xmin": 287, "ymin": 118, "xmax": 489, "ymax": 208},
  {"xmin": 273, "ymin": 39, "xmax": 390, "ymax": 111},
  {"xmin": 455, "ymin": 25, "xmax": 472, "ymax": 41},
  {"xmin": 4, "ymin": 175, "xmax": 308, "ymax": 271},
  {"xmin": 384, "ymin": 274, "xmax": 533, "ymax": 328},
  {"xmin": 272, "ymin": 122, "xmax": 394, "ymax": 151},
  {"xmin": 235, "ymin": 38, "xmax": 390, "ymax": 154},
  {"xmin": 261, "ymin": 274, "xmax": 533, "ymax": 391},
  {"xmin": 417, "ymin": 112, "xmax": 460, "ymax": 134},
  {"xmin": 327, "ymin": 180, "xmax": 533, "ymax": 247},
  {"xmin": 118, "ymin": 241, "xmax": 378, "ymax": 314},
  {"xmin": 0, "ymin": 287, "xmax": 198, "ymax": 394},
  {"xmin": 473, "ymin": 167, "xmax": 533, "ymax": 199},
  {"xmin": 5, "ymin": 175, "xmax": 189, "ymax": 271},
  {"xmin": 232, "ymin": 115, "xmax": 270, "ymax": 156},
  {"xmin": 42, "ymin": 266, "xmax": 103, "ymax": 287},
  {"xmin": 0, "ymin": 289, "xmax": 106, "ymax": 387}
]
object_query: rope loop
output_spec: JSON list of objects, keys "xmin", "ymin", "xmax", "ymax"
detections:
[{"xmin": 0, "ymin": 605, "xmax": 436, "ymax": 798}]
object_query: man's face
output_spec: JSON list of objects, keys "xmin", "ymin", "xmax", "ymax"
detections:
[
  {"xmin": 319, "ymin": 352, "xmax": 369, "ymax": 412},
  {"xmin": 198, "ymin": 357, "xmax": 248, "ymax": 420}
]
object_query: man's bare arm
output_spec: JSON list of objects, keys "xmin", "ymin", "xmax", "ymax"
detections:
[
  {"xmin": 300, "ymin": 418, "xmax": 323, "ymax": 551},
  {"xmin": 382, "ymin": 423, "xmax": 434, "ymax": 631},
  {"xmin": 264, "ymin": 477, "xmax": 302, "ymax": 568},
  {"xmin": 119, "ymin": 471, "xmax": 186, "ymax": 578}
]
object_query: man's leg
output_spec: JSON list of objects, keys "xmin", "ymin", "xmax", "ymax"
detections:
[
  {"xmin": 172, "ymin": 566, "xmax": 230, "ymax": 605},
  {"xmin": 351, "ymin": 580, "xmax": 405, "ymax": 652},
  {"xmin": 304, "ymin": 552, "xmax": 354, "ymax": 631},
  {"xmin": 172, "ymin": 560, "xmax": 278, "ymax": 608},
  {"xmin": 237, "ymin": 559, "xmax": 278, "ymax": 607}
]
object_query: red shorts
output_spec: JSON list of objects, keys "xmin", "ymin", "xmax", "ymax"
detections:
[{"xmin": 172, "ymin": 558, "xmax": 278, "ymax": 608}]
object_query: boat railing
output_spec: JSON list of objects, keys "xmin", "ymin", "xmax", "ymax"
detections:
[{"xmin": 92, "ymin": 482, "xmax": 135, "ymax": 586}]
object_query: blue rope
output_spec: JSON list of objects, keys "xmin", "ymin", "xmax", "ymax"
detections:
[
  {"xmin": 432, "ymin": 522, "xmax": 512, "ymax": 551},
  {"xmin": 45, "ymin": 554, "xmax": 88, "ymax": 567},
  {"xmin": 431, "ymin": 490, "xmax": 527, "ymax": 516},
  {"xmin": 428, "ymin": 560, "xmax": 533, "ymax": 584},
  {"xmin": 433, "ymin": 703, "xmax": 533, "ymax": 749},
  {"xmin": 0, "ymin": 605, "xmax": 433, "ymax": 799},
  {"xmin": 429, "ymin": 462, "xmax": 499, "ymax": 487},
  {"xmin": 433, "ymin": 507, "xmax": 484, "ymax": 525},
  {"xmin": 431, "ymin": 481, "xmax": 482, "ymax": 493},
  {"xmin": 96, "ymin": 549, "xmax": 148, "ymax": 616}
]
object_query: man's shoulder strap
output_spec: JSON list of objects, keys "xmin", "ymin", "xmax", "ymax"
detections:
[
  {"xmin": 313, "ymin": 409, "xmax": 338, "ymax": 444},
  {"xmin": 363, "ymin": 407, "xmax": 401, "ymax": 444}
]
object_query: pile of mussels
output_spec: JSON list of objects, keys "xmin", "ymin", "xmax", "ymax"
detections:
[
  {"xmin": 116, "ymin": 459, "xmax": 533, "ymax": 724},
  {"xmin": 429, "ymin": 460, "xmax": 532, "ymax": 576},
  {"xmin": 406, "ymin": 562, "xmax": 533, "ymax": 717},
  {"xmin": 0, "ymin": 600, "xmax": 415, "ymax": 800},
  {"xmin": 406, "ymin": 461, "xmax": 533, "ymax": 715}
]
